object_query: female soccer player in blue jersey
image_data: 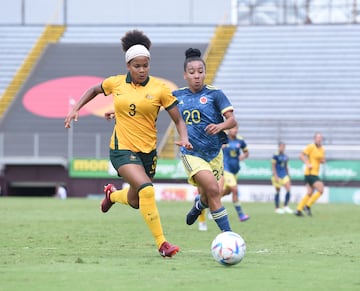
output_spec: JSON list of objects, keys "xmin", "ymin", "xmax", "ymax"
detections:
[
  {"xmin": 220, "ymin": 126, "xmax": 250, "ymax": 221},
  {"xmin": 271, "ymin": 142, "xmax": 293, "ymax": 214},
  {"xmin": 173, "ymin": 48, "xmax": 237, "ymax": 232}
]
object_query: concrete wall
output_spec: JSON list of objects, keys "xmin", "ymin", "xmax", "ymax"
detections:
[{"xmin": 0, "ymin": 0, "xmax": 232, "ymax": 25}]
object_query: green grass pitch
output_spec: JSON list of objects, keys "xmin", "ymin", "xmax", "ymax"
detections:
[{"xmin": 0, "ymin": 197, "xmax": 359, "ymax": 291}]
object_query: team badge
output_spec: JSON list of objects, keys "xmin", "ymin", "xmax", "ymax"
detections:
[
  {"xmin": 199, "ymin": 96, "xmax": 207, "ymax": 104},
  {"xmin": 130, "ymin": 154, "xmax": 138, "ymax": 161}
]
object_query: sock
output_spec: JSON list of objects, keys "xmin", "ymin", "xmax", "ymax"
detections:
[
  {"xmin": 211, "ymin": 207, "xmax": 231, "ymax": 232},
  {"xmin": 284, "ymin": 191, "xmax": 290, "ymax": 206},
  {"xmin": 306, "ymin": 191, "xmax": 321, "ymax": 207},
  {"xmin": 233, "ymin": 201, "xmax": 244, "ymax": 218},
  {"xmin": 110, "ymin": 187, "xmax": 129, "ymax": 205},
  {"xmin": 138, "ymin": 184, "xmax": 165, "ymax": 249},
  {"xmin": 195, "ymin": 195, "xmax": 208, "ymax": 210},
  {"xmin": 274, "ymin": 191, "xmax": 280, "ymax": 208},
  {"xmin": 297, "ymin": 195, "xmax": 310, "ymax": 211},
  {"xmin": 198, "ymin": 210, "xmax": 206, "ymax": 223}
]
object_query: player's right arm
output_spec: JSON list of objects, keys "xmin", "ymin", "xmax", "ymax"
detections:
[
  {"xmin": 64, "ymin": 83, "xmax": 103, "ymax": 128},
  {"xmin": 271, "ymin": 158, "xmax": 278, "ymax": 180},
  {"xmin": 299, "ymin": 150, "xmax": 312, "ymax": 169}
]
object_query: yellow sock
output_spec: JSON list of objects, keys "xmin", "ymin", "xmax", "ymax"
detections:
[
  {"xmin": 297, "ymin": 195, "xmax": 310, "ymax": 211},
  {"xmin": 198, "ymin": 210, "xmax": 206, "ymax": 223},
  {"xmin": 306, "ymin": 192, "xmax": 321, "ymax": 207},
  {"xmin": 138, "ymin": 184, "xmax": 166, "ymax": 249},
  {"xmin": 110, "ymin": 187, "xmax": 129, "ymax": 205}
]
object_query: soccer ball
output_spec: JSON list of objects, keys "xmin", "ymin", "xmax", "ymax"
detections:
[{"xmin": 211, "ymin": 231, "xmax": 246, "ymax": 266}]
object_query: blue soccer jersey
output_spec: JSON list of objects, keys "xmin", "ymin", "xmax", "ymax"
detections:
[
  {"xmin": 272, "ymin": 152, "xmax": 289, "ymax": 178},
  {"xmin": 223, "ymin": 135, "xmax": 248, "ymax": 175},
  {"xmin": 173, "ymin": 85, "xmax": 234, "ymax": 162}
]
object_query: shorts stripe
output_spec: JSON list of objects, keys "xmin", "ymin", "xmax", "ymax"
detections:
[{"xmin": 181, "ymin": 155, "xmax": 192, "ymax": 172}]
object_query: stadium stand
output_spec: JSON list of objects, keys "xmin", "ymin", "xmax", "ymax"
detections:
[
  {"xmin": 214, "ymin": 24, "xmax": 360, "ymax": 159},
  {"xmin": 0, "ymin": 26, "xmax": 43, "ymax": 97},
  {"xmin": 60, "ymin": 25, "xmax": 216, "ymax": 44}
]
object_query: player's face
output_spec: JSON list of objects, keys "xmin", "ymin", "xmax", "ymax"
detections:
[
  {"xmin": 228, "ymin": 127, "xmax": 238, "ymax": 138},
  {"xmin": 314, "ymin": 133, "xmax": 323, "ymax": 146},
  {"xmin": 184, "ymin": 60, "xmax": 206, "ymax": 92},
  {"xmin": 279, "ymin": 143, "xmax": 285, "ymax": 153},
  {"xmin": 127, "ymin": 56, "xmax": 150, "ymax": 84}
]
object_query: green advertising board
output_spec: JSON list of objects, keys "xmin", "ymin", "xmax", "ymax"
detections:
[{"xmin": 69, "ymin": 158, "xmax": 360, "ymax": 182}]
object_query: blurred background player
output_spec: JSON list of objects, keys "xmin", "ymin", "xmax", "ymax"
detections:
[
  {"xmin": 65, "ymin": 30, "xmax": 192, "ymax": 257},
  {"xmin": 54, "ymin": 184, "xmax": 67, "ymax": 200},
  {"xmin": 220, "ymin": 126, "xmax": 250, "ymax": 221},
  {"xmin": 295, "ymin": 133, "xmax": 326, "ymax": 217},
  {"xmin": 271, "ymin": 142, "xmax": 293, "ymax": 214},
  {"xmin": 174, "ymin": 48, "xmax": 237, "ymax": 233}
]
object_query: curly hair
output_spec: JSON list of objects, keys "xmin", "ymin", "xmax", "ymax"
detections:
[{"xmin": 121, "ymin": 30, "xmax": 151, "ymax": 52}]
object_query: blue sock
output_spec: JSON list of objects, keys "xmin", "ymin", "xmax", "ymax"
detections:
[
  {"xmin": 275, "ymin": 192, "xmax": 280, "ymax": 208},
  {"xmin": 285, "ymin": 192, "xmax": 291, "ymax": 206},
  {"xmin": 234, "ymin": 203, "xmax": 243, "ymax": 217},
  {"xmin": 195, "ymin": 195, "xmax": 208, "ymax": 210},
  {"xmin": 211, "ymin": 206, "xmax": 231, "ymax": 232}
]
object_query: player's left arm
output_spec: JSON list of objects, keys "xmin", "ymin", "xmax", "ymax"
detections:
[
  {"xmin": 239, "ymin": 149, "xmax": 249, "ymax": 161},
  {"xmin": 205, "ymin": 110, "xmax": 237, "ymax": 135}
]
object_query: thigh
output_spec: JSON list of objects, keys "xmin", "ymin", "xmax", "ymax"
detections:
[
  {"xmin": 305, "ymin": 183, "xmax": 313, "ymax": 195},
  {"xmin": 181, "ymin": 154, "xmax": 213, "ymax": 186},
  {"xmin": 193, "ymin": 169, "xmax": 220, "ymax": 203},
  {"xmin": 224, "ymin": 171, "xmax": 237, "ymax": 188},
  {"xmin": 313, "ymin": 180, "xmax": 324, "ymax": 193},
  {"xmin": 118, "ymin": 164, "xmax": 151, "ymax": 188}
]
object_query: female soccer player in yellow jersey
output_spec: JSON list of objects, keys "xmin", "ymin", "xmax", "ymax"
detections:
[
  {"xmin": 173, "ymin": 48, "xmax": 237, "ymax": 232},
  {"xmin": 64, "ymin": 30, "xmax": 192, "ymax": 257},
  {"xmin": 295, "ymin": 132, "xmax": 326, "ymax": 217}
]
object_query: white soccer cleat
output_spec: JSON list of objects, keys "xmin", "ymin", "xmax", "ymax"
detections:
[
  {"xmin": 198, "ymin": 222, "xmax": 208, "ymax": 231},
  {"xmin": 275, "ymin": 208, "xmax": 285, "ymax": 214},
  {"xmin": 283, "ymin": 206, "xmax": 293, "ymax": 214}
]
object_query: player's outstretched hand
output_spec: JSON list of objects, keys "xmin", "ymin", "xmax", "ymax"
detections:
[{"xmin": 175, "ymin": 140, "xmax": 193, "ymax": 150}]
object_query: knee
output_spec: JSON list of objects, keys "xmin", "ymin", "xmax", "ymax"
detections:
[
  {"xmin": 204, "ymin": 184, "xmax": 220, "ymax": 199},
  {"xmin": 138, "ymin": 183, "xmax": 154, "ymax": 199}
]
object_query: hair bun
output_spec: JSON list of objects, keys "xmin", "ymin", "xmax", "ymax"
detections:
[{"xmin": 185, "ymin": 48, "xmax": 201, "ymax": 59}]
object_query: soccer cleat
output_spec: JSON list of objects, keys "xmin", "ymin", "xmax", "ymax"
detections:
[
  {"xmin": 186, "ymin": 195, "xmax": 202, "ymax": 225},
  {"xmin": 158, "ymin": 241, "xmax": 180, "ymax": 258},
  {"xmin": 283, "ymin": 206, "xmax": 293, "ymax": 214},
  {"xmin": 101, "ymin": 184, "xmax": 116, "ymax": 213},
  {"xmin": 294, "ymin": 210, "xmax": 304, "ymax": 217},
  {"xmin": 239, "ymin": 214, "xmax": 250, "ymax": 222},
  {"xmin": 303, "ymin": 206, "xmax": 312, "ymax": 216},
  {"xmin": 198, "ymin": 222, "xmax": 208, "ymax": 231},
  {"xmin": 275, "ymin": 208, "xmax": 285, "ymax": 214}
]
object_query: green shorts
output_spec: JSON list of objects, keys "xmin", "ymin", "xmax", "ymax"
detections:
[
  {"xmin": 304, "ymin": 175, "xmax": 320, "ymax": 186},
  {"xmin": 109, "ymin": 149, "xmax": 157, "ymax": 178}
]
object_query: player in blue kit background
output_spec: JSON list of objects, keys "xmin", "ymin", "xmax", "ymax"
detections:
[
  {"xmin": 271, "ymin": 142, "xmax": 293, "ymax": 214},
  {"xmin": 173, "ymin": 48, "xmax": 237, "ymax": 232},
  {"xmin": 220, "ymin": 125, "xmax": 250, "ymax": 221}
]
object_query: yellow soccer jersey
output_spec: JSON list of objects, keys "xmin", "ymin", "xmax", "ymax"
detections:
[
  {"xmin": 303, "ymin": 143, "xmax": 325, "ymax": 176},
  {"xmin": 102, "ymin": 73, "xmax": 178, "ymax": 153}
]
